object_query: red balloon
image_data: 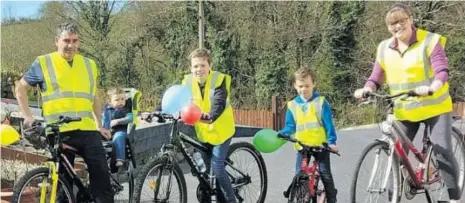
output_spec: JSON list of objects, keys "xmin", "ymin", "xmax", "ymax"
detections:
[{"xmin": 181, "ymin": 103, "xmax": 202, "ymax": 125}]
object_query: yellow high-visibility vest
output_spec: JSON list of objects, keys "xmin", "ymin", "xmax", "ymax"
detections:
[
  {"xmin": 288, "ymin": 96, "xmax": 327, "ymax": 151},
  {"xmin": 377, "ymin": 29, "xmax": 452, "ymax": 121},
  {"xmin": 38, "ymin": 52, "xmax": 98, "ymax": 132},
  {"xmin": 182, "ymin": 71, "xmax": 235, "ymax": 145}
]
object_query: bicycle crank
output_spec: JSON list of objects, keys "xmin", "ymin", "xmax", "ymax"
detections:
[{"xmin": 403, "ymin": 177, "xmax": 417, "ymax": 200}]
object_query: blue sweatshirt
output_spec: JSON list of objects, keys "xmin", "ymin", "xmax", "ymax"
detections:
[{"xmin": 279, "ymin": 91, "xmax": 337, "ymax": 145}]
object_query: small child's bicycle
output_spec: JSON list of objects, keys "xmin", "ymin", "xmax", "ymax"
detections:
[{"xmin": 279, "ymin": 134, "xmax": 340, "ymax": 203}]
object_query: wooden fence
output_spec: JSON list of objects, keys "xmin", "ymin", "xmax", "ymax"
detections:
[{"xmin": 233, "ymin": 96, "xmax": 465, "ymax": 130}]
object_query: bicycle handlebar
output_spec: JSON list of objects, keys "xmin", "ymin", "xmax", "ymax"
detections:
[
  {"xmin": 32, "ymin": 116, "xmax": 81, "ymax": 129},
  {"xmin": 358, "ymin": 90, "xmax": 433, "ymax": 107},
  {"xmin": 141, "ymin": 111, "xmax": 176, "ymax": 123},
  {"xmin": 277, "ymin": 134, "xmax": 341, "ymax": 156},
  {"xmin": 362, "ymin": 90, "xmax": 433, "ymax": 100}
]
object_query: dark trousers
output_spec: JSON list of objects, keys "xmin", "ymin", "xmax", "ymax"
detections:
[
  {"xmin": 296, "ymin": 151, "xmax": 338, "ymax": 203},
  {"xmin": 394, "ymin": 112, "xmax": 460, "ymax": 200},
  {"xmin": 60, "ymin": 130, "xmax": 114, "ymax": 203}
]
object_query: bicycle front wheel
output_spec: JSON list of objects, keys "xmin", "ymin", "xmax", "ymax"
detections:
[
  {"xmin": 11, "ymin": 167, "xmax": 75, "ymax": 203},
  {"xmin": 226, "ymin": 141, "xmax": 268, "ymax": 203},
  {"xmin": 133, "ymin": 156, "xmax": 187, "ymax": 203},
  {"xmin": 350, "ymin": 140, "xmax": 400, "ymax": 203},
  {"xmin": 289, "ymin": 176, "xmax": 311, "ymax": 203}
]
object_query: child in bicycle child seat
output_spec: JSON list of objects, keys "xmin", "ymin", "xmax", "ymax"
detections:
[
  {"xmin": 102, "ymin": 88, "xmax": 133, "ymax": 168},
  {"xmin": 278, "ymin": 67, "xmax": 339, "ymax": 203}
]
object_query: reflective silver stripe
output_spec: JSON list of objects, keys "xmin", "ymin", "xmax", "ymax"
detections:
[
  {"xmin": 210, "ymin": 71, "xmax": 220, "ymax": 90},
  {"xmin": 289, "ymin": 100, "xmax": 298, "ymax": 120},
  {"xmin": 44, "ymin": 111, "xmax": 93, "ymax": 121},
  {"xmin": 45, "ymin": 55, "xmax": 59, "ymax": 92},
  {"xmin": 84, "ymin": 57, "xmax": 95, "ymax": 96},
  {"xmin": 422, "ymin": 32, "xmax": 434, "ymax": 80},
  {"xmin": 42, "ymin": 91, "xmax": 93, "ymax": 102},
  {"xmin": 42, "ymin": 55, "xmax": 94, "ymax": 102},
  {"xmin": 395, "ymin": 91, "xmax": 450, "ymax": 110},
  {"xmin": 296, "ymin": 122, "xmax": 320, "ymax": 131},
  {"xmin": 388, "ymin": 79, "xmax": 433, "ymax": 91},
  {"xmin": 314, "ymin": 96, "xmax": 322, "ymax": 124}
]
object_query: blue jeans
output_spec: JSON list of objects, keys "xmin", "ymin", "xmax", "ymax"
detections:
[
  {"xmin": 112, "ymin": 131, "xmax": 127, "ymax": 161},
  {"xmin": 295, "ymin": 151, "xmax": 337, "ymax": 203},
  {"xmin": 207, "ymin": 138, "xmax": 237, "ymax": 203}
]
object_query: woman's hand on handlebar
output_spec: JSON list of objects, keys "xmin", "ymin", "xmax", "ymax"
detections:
[
  {"xmin": 354, "ymin": 87, "xmax": 373, "ymax": 99},
  {"xmin": 414, "ymin": 85, "xmax": 434, "ymax": 96}
]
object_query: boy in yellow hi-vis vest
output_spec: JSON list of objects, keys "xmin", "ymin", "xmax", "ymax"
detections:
[
  {"xmin": 181, "ymin": 48, "xmax": 237, "ymax": 203},
  {"xmin": 278, "ymin": 67, "xmax": 339, "ymax": 203}
]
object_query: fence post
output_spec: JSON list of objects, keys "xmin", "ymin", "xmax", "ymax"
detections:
[{"xmin": 272, "ymin": 96, "xmax": 278, "ymax": 130}]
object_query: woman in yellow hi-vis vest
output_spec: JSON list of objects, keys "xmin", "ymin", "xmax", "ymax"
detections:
[
  {"xmin": 354, "ymin": 3, "xmax": 461, "ymax": 202},
  {"xmin": 15, "ymin": 23, "xmax": 114, "ymax": 203},
  {"xmin": 181, "ymin": 48, "xmax": 237, "ymax": 203}
]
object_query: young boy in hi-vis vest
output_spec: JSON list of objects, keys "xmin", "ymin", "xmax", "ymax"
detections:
[
  {"xmin": 181, "ymin": 48, "xmax": 237, "ymax": 203},
  {"xmin": 279, "ymin": 67, "xmax": 339, "ymax": 203}
]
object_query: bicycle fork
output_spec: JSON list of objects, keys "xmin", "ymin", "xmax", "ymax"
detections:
[
  {"xmin": 38, "ymin": 161, "xmax": 59, "ymax": 203},
  {"xmin": 367, "ymin": 143, "xmax": 395, "ymax": 194}
]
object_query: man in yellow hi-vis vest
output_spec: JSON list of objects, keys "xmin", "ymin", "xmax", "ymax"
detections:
[
  {"xmin": 354, "ymin": 3, "xmax": 461, "ymax": 202},
  {"xmin": 181, "ymin": 48, "xmax": 237, "ymax": 203},
  {"xmin": 15, "ymin": 23, "xmax": 114, "ymax": 203}
]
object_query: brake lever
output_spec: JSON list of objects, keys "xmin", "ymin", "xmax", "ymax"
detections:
[{"xmin": 358, "ymin": 98, "xmax": 375, "ymax": 107}]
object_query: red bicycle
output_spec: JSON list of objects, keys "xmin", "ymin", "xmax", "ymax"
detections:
[
  {"xmin": 350, "ymin": 90, "xmax": 465, "ymax": 203},
  {"xmin": 279, "ymin": 134, "xmax": 340, "ymax": 203}
]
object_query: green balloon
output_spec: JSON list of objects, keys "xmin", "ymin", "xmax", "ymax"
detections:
[{"xmin": 253, "ymin": 128, "xmax": 287, "ymax": 153}]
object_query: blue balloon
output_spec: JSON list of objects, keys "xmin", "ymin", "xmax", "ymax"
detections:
[{"xmin": 161, "ymin": 84, "xmax": 193, "ymax": 116}]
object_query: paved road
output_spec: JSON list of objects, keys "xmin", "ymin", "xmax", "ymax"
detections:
[
  {"xmin": 4, "ymin": 99, "xmax": 465, "ymax": 202},
  {"xmin": 174, "ymin": 122, "xmax": 465, "ymax": 203}
]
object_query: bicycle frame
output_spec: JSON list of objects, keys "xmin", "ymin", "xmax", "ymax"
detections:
[
  {"xmin": 155, "ymin": 117, "xmax": 250, "ymax": 200},
  {"xmin": 390, "ymin": 120, "xmax": 431, "ymax": 188},
  {"xmin": 300, "ymin": 152, "xmax": 322, "ymax": 197},
  {"xmin": 39, "ymin": 133, "xmax": 92, "ymax": 203}
]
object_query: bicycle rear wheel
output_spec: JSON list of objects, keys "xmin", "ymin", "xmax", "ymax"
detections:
[
  {"xmin": 11, "ymin": 167, "xmax": 75, "ymax": 203},
  {"xmin": 133, "ymin": 156, "xmax": 187, "ymax": 203},
  {"xmin": 350, "ymin": 140, "xmax": 400, "ymax": 203},
  {"xmin": 226, "ymin": 142, "xmax": 268, "ymax": 203},
  {"xmin": 424, "ymin": 128, "xmax": 465, "ymax": 202}
]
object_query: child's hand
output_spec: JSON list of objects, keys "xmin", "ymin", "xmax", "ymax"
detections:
[
  {"xmin": 328, "ymin": 144, "xmax": 338, "ymax": 153},
  {"xmin": 110, "ymin": 120, "xmax": 118, "ymax": 127}
]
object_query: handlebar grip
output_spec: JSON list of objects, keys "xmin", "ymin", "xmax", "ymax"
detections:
[
  {"xmin": 277, "ymin": 133, "xmax": 287, "ymax": 139},
  {"xmin": 362, "ymin": 91, "xmax": 371, "ymax": 98},
  {"xmin": 69, "ymin": 117, "xmax": 82, "ymax": 122},
  {"xmin": 407, "ymin": 90, "xmax": 434, "ymax": 97}
]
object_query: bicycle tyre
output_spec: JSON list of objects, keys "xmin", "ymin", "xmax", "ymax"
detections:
[
  {"xmin": 11, "ymin": 167, "xmax": 75, "ymax": 203},
  {"xmin": 288, "ymin": 175, "xmax": 311, "ymax": 203},
  {"xmin": 350, "ymin": 140, "xmax": 400, "ymax": 203},
  {"xmin": 424, "ymin": 128, "xmax": 465, "ymax": 202},
  {"xmin": 132, "ymin": 156, "xmax": 187, "ymax": 203},
  {"xmin": 453, "ymin": 126, "xmax": 465, "ymax": 193},
  {"xmin": 227, "ymin": 141, "xmax": 268, "ymax": 203}
]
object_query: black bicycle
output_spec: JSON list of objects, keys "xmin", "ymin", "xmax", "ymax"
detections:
[
  {"xmin": 11, "ymin": 116, "xmax": 134, "ymax": 203},
  {"xmin": 133, "ymin": 111, "xmax": 268, "ymax": 203}
]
